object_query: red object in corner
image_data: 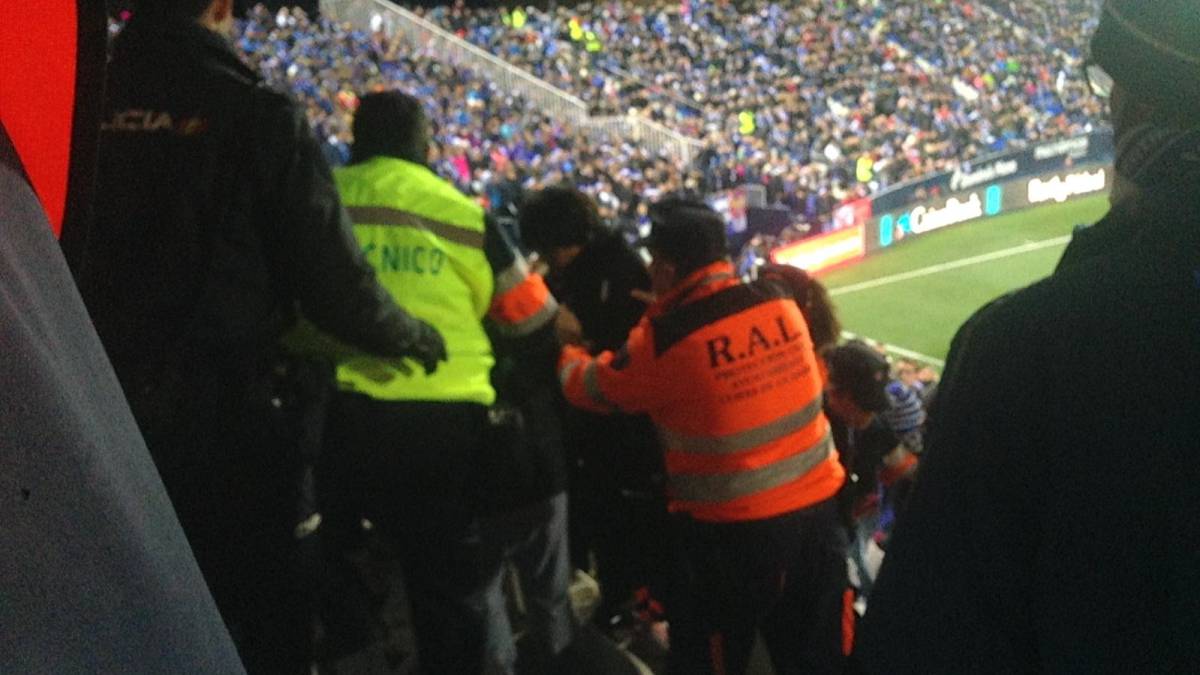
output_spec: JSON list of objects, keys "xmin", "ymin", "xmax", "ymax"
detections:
[{"xmin": 0, "ymin": 1, "xmax": 78, "ymax": 236}]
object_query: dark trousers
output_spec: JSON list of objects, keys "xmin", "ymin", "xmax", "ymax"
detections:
[
  {"xmin": 138, "ymin": 392, "xmax": 313, "ymax": 675},
  {"xmin": 566, "ymin": 411, "xmax": 673, "ymax": 618},
  {"xmin": 669, "ymin": 499, "xmax": 851, "ymax": 675},
  {"xmin": 319, "ymin": 393, "xmax": 490, "ymax": 674}
]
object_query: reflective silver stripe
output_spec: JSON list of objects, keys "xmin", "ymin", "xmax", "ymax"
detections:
[
  {"xmin": 491, "ymin": 294, "xmax": 559, "ymax": 338},
  {"xmin": 658, "ymin": 395, "xmax": 824, "ymax": 455},
  {"xmin": 668, "ymin": 429, "xmax": 834, "ymax": 504},
  {"xmin": 494, "ymin": 256, "xmax": 531, "ymax": 296},
  {"xmin": 559, "ymin": 359, "xmax": 583, "ymax": 389},
  {"xmin": 582, "ymin": 360, "xmax": 618, "ymax": 411},
  {"xmin": 345, "ymin": 206, "xmax": 485, "ymax": 249}
]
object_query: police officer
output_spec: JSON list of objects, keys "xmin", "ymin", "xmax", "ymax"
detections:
[
  {"xmin": 1, "ymin": 17, "xmax": 243, "ymax": 666},
  {"xmin": 318, "ymin": 91, "xmax": 560, "ymax": 673},
  {"xmin": 857, "ymin": 1, "xmax": 1200, "ymax": 671},
  {"xmin": 559, "ymin": 198, "xmax": 851, "ymax": 675},
  {"xmin": 79, "ymin": 1, "xmax": 445, "ymax": 672}
]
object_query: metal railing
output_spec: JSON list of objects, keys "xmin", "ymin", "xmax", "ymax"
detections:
[{"xmin": 320, "ymin": 0, "xmax": 702, "ymax": 162}]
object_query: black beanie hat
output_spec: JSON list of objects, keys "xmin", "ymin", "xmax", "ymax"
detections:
[
  {"xmin": 645, "ymin": 197, "xmax": 728, "ymax": 275},
  {"xmin": 1090, "ymin": 0, "xmax": 1200, "ymax": 109}
]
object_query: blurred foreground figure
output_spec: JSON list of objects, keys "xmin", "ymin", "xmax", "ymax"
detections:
[
  {"xmin": 857, "ymin": 1, "xmax": 1200, "ymax": 671},
  {"xmin": 1, "ymin": 4, "xmax": 242, "ymax": 661},
  {"xmin": 0, "ymin": 122, "xmax": 246, "ymax": 675},
  {"xmin": 79, "ymin": 1, "xmax": 443, "ymax": 671},
  {"xmin": 559, "ymin": 198, "xmax": 851, "ymax": 675}
]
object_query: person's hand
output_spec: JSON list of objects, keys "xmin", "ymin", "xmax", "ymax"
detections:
[
  {"xmin": 555, "ymin": 305, "xmax": 585, "ymax": 346},
  {"xmin": 405, "ymin": 319, "xmax": 448, "ymax": 375},
  {"xmin": 630, "ymin": 288, "xmax": 657, "ymax": 305}
]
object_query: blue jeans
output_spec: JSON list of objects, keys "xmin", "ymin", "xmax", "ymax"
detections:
[{"xmin": 476, "ymin": 492, "xmax": 575, "ymax": 675}]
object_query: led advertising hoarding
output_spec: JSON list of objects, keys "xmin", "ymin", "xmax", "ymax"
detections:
[
  {"xmin": 870, "ymin": 164, "xmax": 1111, "ymax": 251},
  {"xmin": 769, "ymin": 224, "xmax": 866, "ymax": 274}
]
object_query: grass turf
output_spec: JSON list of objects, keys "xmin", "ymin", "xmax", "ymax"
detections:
[{"xmin": 819, "ymin": 193, "xmax": 1113, "ymax": 364}]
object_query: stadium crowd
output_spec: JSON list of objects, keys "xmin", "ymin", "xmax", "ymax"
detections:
[
  {"xmin": 426, "ymin": 0, "xmax": 1106, "ymax": 198},
  {"xmin": 213, "ymin": 0, "xmax": 1111, "ymax": 235},
  {"xmin": 231, "ymin": 5, "xmax": 699, "ymax": 230},
  {"xmin": 984, "ymin": 0, "xmax": 1102, "ymax": 57}
]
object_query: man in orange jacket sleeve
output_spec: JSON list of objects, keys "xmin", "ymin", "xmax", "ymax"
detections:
[{"xmin": 559, "ymin": 197, "xmax": 851, "ymax": 675}]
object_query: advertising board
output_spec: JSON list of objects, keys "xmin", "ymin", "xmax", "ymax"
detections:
[
  {"xmin": 876, "ymin": 186, "xmax": 1003, "ymax": 249},
  {"xmin": 869, "ymin": 163, "xmax": 1111, "ymax": 251},
  {"xmin": 769, "ymin": 224, "xmax": 866, "ymax": 274},
  {"xmin": 871, "ymin": 130, "xmax": 1114, "ymax": 213}
]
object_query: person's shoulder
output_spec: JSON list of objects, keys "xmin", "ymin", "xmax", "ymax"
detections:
[
  {"xmin": 579, "ymin": 232, "xmax": 648, "ymax": 276},
  {"xmin": 244, "ymin": 81, "xmax": 304, "ymax": 122}
]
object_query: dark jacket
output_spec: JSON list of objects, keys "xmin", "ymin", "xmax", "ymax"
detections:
[
  {"xmin": 551, "ymin": 231, "xmax": 651, "ymax": 353},
  {"xmin": 482, "ymin": 319, "xmax": 569, "ymax": 514},
  {"xmin": 479, "ymin": 219, "xmax": 569, "ymax": 514},
  {"xmin": 1, "ymin": 123, "xmax": 245, "ymax": 674},
  {"xmin": 80, "ymin": 17, "xmax": 424, "ymax": 384},
  {"xmin": 856, "ymin": 181, "xmax": 1200, "ymax": 672},
  {"xmin": 549, "ymin": 231, "xmax": 663, "ymax": 491}
]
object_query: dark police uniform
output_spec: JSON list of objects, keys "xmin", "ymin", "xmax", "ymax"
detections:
[{"xmin": 79, "ymin": 15, "xmax": 435, "ymax": 674}]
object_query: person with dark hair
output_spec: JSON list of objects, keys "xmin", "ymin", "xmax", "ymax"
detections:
[
  {"xmin": 79, "ymin": 2, "xmax": 445, "ymax": 672},
  {"xmin": 758, "ymin": 263, "xmax": 842, "ymax": 354},
  {"xmin": 855, "ymin": 1, "xmax": 1200, "ymax": 671},
  {"xmin": 518, "ymin": 185, "xmax": 671, "ymax": 637},
  {"xmin": 820, "ymin": 341, "xmax": 907, "ymax": 601},
  {"xmin": 558, "ymin": 197, "xmax": 851, "ymax": 675},
  {"xmin": 319, "ymin": 89, "xmax": 566, "ymax": 674},
  {"xmin": 519, "ymin": 185, "xmax": 649, "ymax": 352},
  {"xmin": 348, "ymin": 90, "xmax": 430, "ymax": 166}
]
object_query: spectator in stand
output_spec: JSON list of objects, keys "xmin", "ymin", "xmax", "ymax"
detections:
[
  {"xmin": 517, "ymin": 187, "xmax": 672, "ymax": 641},
  {"xmin": 857, "ymin": 1, "xmax": 1200, "ymax": 670},
  {"xmin": 884, "ymin": 365, "xmax": 927, "ymax": 456},
  {"xmin": 822, "ymin": 341, "xmax": 904, "ymax": 600},
  {"xmin": 758, "ymin": 263, "xmax": 842, "ymax": 353}
]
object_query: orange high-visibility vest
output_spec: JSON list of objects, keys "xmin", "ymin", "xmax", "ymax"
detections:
[{"xmin": 560, "ymin": 260, "xmax": 844, "ymax": 522}]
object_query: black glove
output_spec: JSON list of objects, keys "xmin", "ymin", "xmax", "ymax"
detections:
[{"xmin": 403, "ymin": 318, "xmax": 448, "ymax": 376}]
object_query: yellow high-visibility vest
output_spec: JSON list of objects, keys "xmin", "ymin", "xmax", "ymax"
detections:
[{"xmin": 332, "ymin": 157, "xmax": 496, "ymax": 405}]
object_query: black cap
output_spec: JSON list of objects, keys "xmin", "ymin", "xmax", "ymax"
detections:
[
  {"xmin": 1090, "ymin": 0, "xmax": 1200, "ymax": 108},
  {"xmin": 826, "ymin": 340, "xmax": 892, "ymax": 414},
  {"xmin": 644, "ymin": 196, "xmax": 728, "ymax": 273}
]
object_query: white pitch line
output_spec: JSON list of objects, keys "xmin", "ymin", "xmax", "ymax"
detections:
[
  {"xmin": 829, "ymin": 236, "xmax": 1071, "ymax": 297},
  {"xmin": 841, "ymin": 331, "xmax": 946, "ymax": 368}
]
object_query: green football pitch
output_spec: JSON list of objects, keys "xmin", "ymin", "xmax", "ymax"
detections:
[{"xmin": 819, "ymin": 193, "xmax": 1112, "ymax": 366}]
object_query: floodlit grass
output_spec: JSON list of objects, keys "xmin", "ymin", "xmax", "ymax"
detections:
[{"xmin": 821, "ymin": 194, "xmax": 1112, "ymax": 363}]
